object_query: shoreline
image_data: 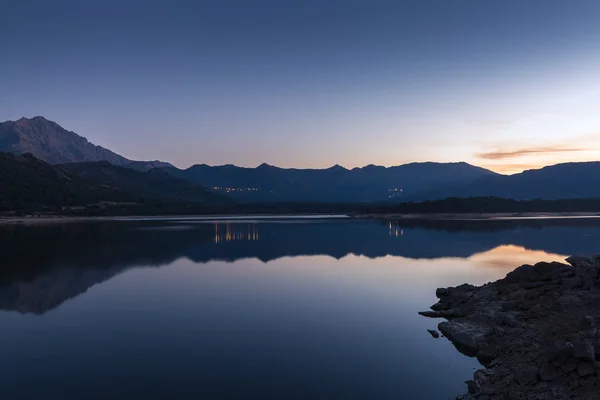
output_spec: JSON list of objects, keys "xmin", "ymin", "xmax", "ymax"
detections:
[
  {"xmin": 3, "ymin": 211, "xmax": 600, "ymax": 226},
  {"xmin": 0, "ymin": 213, "xmax": 350, "ymax": 226},
  {"xmin": 355, "ymin": 211, "xmax": 600, "ymax": 220},
  {"xmin": 421, "ymin": 255, "xmax": 600, "ymax": 399}
]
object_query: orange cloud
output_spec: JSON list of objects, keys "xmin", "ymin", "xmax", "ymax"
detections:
[{"xmin": 477, "ymin": 146, "xmax": 587, "ymax": 160}]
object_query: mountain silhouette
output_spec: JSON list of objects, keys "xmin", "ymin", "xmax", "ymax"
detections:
[
  {"xmin": 0, "ymin": 152, "xmax": 137, "ymax": 210},
  {"xmin": 410, "ymin": 162, "xmax": 600, "ymax": 200},
  {"xmin": 164, "ymin": 161, "xmax": 497, "ymax": 202},
  {"xmin": 0, "ymin": 152, "xmax": 219, "ymax": 211},
  {"xmin": 0, "ymin": 117, "xmax": 172, "ymax": 171},
  {"xmin": 3, "ymin": 116, "xmax": 600, "ymax": 203},
  {"xmin": 61, "ymin": 161, "xmax": 220, "ymax": 204}
]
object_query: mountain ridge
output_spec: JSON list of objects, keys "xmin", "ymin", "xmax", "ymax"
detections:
[
  {"xmin": 163, "ymin": 160, "xmax": 498, "ymax": 202},
  {"xmin": 4, "ymin": 116, "xmax": 600, "ymax": 204},
  {"xmin": 0, "ymin": 152, "xmax": 219, "ymax": 212},
  {"xmin": 0, "ymin": 116, "xmax": 173, "ymax": 171},
  {"xmin": 407, "ymin": 161, "xmax": 600, "ymax": 201}
]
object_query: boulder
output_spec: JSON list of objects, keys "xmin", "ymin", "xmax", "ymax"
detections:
[
  {"xmin": 573, "ymin": 342, "xmax": 595, "ymax": 362},
  {"xmin": 547, "ymin": 340, "xmax": 574, "ymax": 362},
  {"xmin": 580, "ymin": 315, "xmax": 595, "ymax": 330},
  {"xmin": 418, "ymin": 311, "xmax": 442, "ymax": 318},
  {"xmin": 523, "ymin": 281, "xmax": 544, "ymax": 290},
  {"xmin": 560, "ymin": 265, "xmax": 575, "ymax": 276},
  {"xmin": 438, "ymin": 320, "xmax": 492, "ymax": 356},
  {"xmin": 466, "ymin": 380, "xmax": 479, "ymax": 394},
  {"xmin": 430, "ymin": 302, "xmax": 448, "ymax": 311},
  {"xmin": 577, "ymin": 362, "xmax": 595, "ymax": 377},
  {"xmin": 563, "ymin": 277, "xmax": 583, "ymax": 290},
  {"xmin": 567, "ymin": 256, "xmax": 600, "ymax": 281},
  {"xmin": 477, "ymin": 344, "xmax": 497, "ymax": 364},
  {"xmin": 560, "ymin": 359, "xmax": 578, "ymax": 373},
  {"xmin": 533, "ymin": 262, "xmax": 565, "ymax": 282},
  {"xmin": 540, "ymin": 362, "xmax": 562, "ymax": 381},
  {"xmin": 515, "ymin": 366, "xmax": 539, "ymax": 386},
  {"xmin": 505, "ymin": 264, "xmax": 538, "ymax": 283},
  {"xmin": 427, "ymin": 329, "xmax": 440, "ymax": 338},
  {"xmin": 566, "ymin": 255, "xmax": 600, "ymax": 270}
]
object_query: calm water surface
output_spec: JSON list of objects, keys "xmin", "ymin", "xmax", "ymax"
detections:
[{"xmin": 1, "ymin": 217, "xmax": 599, "ymax": 399}]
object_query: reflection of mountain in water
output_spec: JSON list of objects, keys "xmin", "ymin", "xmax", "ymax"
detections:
[{"xmin": 1, "ymin": 218, "xmax": 599, "ymax": 314}]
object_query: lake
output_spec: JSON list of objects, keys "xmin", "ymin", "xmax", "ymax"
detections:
[{"xmin": 1, "ymin": 216, "xmax": 599, "ymax": 399}]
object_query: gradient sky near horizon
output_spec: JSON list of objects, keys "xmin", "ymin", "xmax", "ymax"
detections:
[{"xmin": 1, "ymin": 0, "xmax": 600, "ymax": 174}]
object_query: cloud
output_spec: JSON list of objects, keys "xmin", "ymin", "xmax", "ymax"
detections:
[{"xmin": 477, "ymin": 146, "xmax": 588, "ymax": 160}]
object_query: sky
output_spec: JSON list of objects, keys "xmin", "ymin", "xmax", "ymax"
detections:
[{"xmin": 1, "ymin": 0, "xmax": 600, "ymax": 174}]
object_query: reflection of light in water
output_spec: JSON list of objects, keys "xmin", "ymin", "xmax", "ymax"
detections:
[
  {"xmin": 468, "ymin": 245, "xmax": 568, "ymax": 273},
  {"xmin": 389, "ymin": 222, "xmax": 404, "ymax": 238},
  {"xmin": 215, "ymin": 223, "xmax": 259, "ymax": 243}
]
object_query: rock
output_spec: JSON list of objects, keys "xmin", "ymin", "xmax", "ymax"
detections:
[
  {"xmin": 573, "ymin": 342, "xmax": 595, "ymax": 362},
  {"xmin": 435, "ymin": 288, "xmax": 450, "ymax": 298},
  {"xmin": 438, "ymin": 320, "xmax": 491, "ymax": 356},
  {"xmin": 581, "ymin": 315, "xmax": 595, "ymax": 330},
  {"xmin": 505, "ymin": 264, "xmax": 538, "ymax": 283},
  {"xmin": 477, "ymin": 344, "xmax": 497, "ymax": 364},
  {"xmin": 465, "ymin": 380, "xmax": 479, "ymax": 394},
  {"xmin": 508, "ymin": 288, "xmax": 529, "ymax": 302},
  {"xmin": 560, "ymin": 359, "xmax": 578, "ymax": 373},
  {"xmin": 515, "ymin": 366, "xmax": 539, "ymax": 386},
  {"xmin": 566, "ymin": 255, "xmax": 600, "ymax": 270},
  {"xmin": 418, "ymin": 311, "xmax": 442, "ymax": 318},
  {"xmin": 577, "ymin": 362, "xmax": 595, "ymax": 377},
  {"xmin": 563, "ymin": 276, "xmax": 583, "ymax": 290},
  {"xmin": 455, "ymin": 283, "xmax": 477, "ymax": 292},
  {"xmin": 539, "ymin": 362, "xmax": 562, "ymax": 381},
  {"xmin": 523, "ymin": 281, "xmax": 544, "ymax": 290},
  {"xmin": 422, "ymin": 255, "xmax": 600, "ymax": 399},
  {"xmin": 528, "ymin": 304, "xmax": 547, "ymax": 317},
  {"xmin": 533, "ymin": 261, "xmax": 564, "ymax": 275},
  {"xmin": 547, "ymin": 340, "xmax": 574, "ymax": 362},
  {"xmin": 561, "ymin": 267, "xmax": 575, "ymax": 278},
  {"xmin": 430, "ymin": 302, "xmax": 448, "ymax": 311},
  {"xmin": 567, "ymin": 255, "xmax": 600, "ymax": 281},
  {"xmin": 427, "ymin": 329, "xmax": 440, "ymax": 338}
]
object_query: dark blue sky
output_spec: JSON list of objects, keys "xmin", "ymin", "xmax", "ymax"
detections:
[{"xmin": 2, "ymin": 0, "xmax": 599, "ymax": 172}]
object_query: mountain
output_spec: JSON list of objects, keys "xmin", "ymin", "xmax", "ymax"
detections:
[
  {"xmin": 163, "ymin": 162, "xmax": 497, "ymax": 202},
  {"xmin": 0, "ymin": 152, "xmax": 219, "ymax": 212},
  {"xmin": 61, "ymin": 161, "xmax": 221, "ymax": 204},
  {"xmin": 411, "ymin": 162, "xmax": 600, "ymax": 201},
  {"xmin": 0, "ymin": 116, "xmax": 173, "ymax": 171},
  {"xmin": 0, "ymin": 152, "xmax": 136, "ymax": 211}
]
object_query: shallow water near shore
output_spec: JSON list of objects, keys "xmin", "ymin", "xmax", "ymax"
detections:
[{"xmin": 1, "ymin": 217, "xmax": 600, "ymax": 399}]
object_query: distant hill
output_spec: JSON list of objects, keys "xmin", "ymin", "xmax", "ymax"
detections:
[
  {"xmin": 0, "ymin": 152, "xmax": 220, "ymax": 213},
  {"xmin": 410, "ymin": 162, "xmax": 600, "ymax": 200},
  {"xmin": 61, "ymin": 161, "xmax": 221, "ymax": 204},
  {"xmin": 0, "ymin": 152, "xmax": 135, "ymax": 211},
  {"xmin": 0, "ymin": 117, "xmax": 172, "ymax": 171},
  {"xmin": 163, "ymin": 162, "xmax": 497, "ymax": 202}
]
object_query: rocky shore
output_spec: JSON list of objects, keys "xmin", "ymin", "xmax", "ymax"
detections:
[{"xmin": 421, "ymin": 255, "xmax": 600, "ymax": 399}]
